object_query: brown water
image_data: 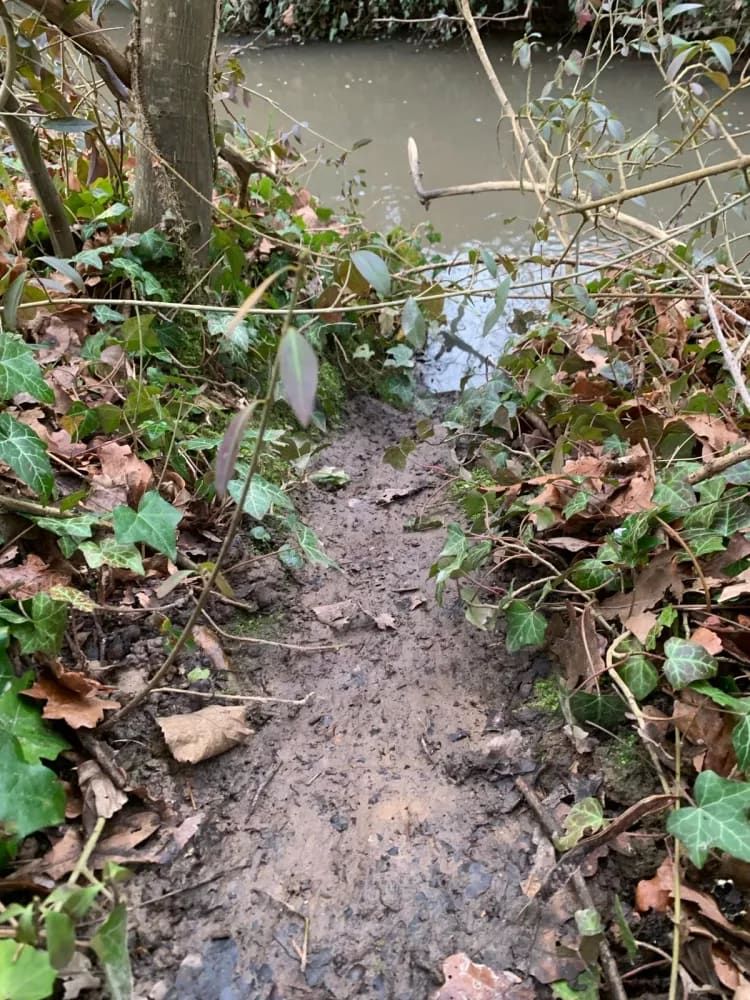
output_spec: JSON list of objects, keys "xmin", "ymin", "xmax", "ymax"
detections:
[
  {"xmin": 230, "ymin": 38, "xmax": 750, "ymax": 246},
  {"xmin": 224, "ymin": 38, "xmax": 750, "ymax": 387}
]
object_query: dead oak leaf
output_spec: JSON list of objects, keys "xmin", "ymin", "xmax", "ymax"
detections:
[
  {"xmin": 158, "ymin": 705, "xmax": 253, "ymax": 763},
  {"xmin": 691, "ymin": 627, "xmax": 723, "ymax": 655},
  {"xmin": 24, "ymin": 665, "xmax": 120, "ymax": 729}
]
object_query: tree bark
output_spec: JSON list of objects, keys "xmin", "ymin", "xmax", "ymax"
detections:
[{"xmin": 131, "ymin": 0, "xmax": 219, "ymax": 263}]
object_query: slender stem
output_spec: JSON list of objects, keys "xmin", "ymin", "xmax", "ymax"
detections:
[{"xmin": 99, "ymin": 264, "xmax": 306, "ymax": 731}]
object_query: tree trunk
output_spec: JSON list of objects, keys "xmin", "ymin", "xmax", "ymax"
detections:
[{"xmin": 131, "ymin": 0, "xmax": 219, "ymax": 263}]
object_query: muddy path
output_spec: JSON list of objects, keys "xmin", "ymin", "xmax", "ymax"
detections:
[{"xmin": 125, "ymin": 398, "xmax": 562, "ymax": 999}]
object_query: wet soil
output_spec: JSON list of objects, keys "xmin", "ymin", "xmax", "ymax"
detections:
[{"xmin": 119, "ymin": 397, "xmax": 581, "ymax": 1000}]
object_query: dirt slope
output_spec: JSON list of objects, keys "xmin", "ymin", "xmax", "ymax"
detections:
[{"xmin": 127, "ymin": 398, "xmax": 552, "ymax": 999}]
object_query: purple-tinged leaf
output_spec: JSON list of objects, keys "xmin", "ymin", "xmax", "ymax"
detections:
[
  {"xmin": 215, "ymin": 403, "xmax": 257, "ymax": 498},
  {"xmin": 279, "ymin": 329, "xmax": 318, "ymax": 427}
]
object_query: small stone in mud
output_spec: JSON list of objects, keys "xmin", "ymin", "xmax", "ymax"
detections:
[
  {"xmin": 330, "ymin": 813, "xmax": 349, "ymax": 832},
  {"xmin": 304, "ymin": 947, "xmax": 334, "ymax": 988},
  {"xmin": 448, "ymin": 729, "xmax": 470, "ymax": 742},
  {"xmin": 463, "ymin": 861, "xmax": 493, "ymax": 899}
]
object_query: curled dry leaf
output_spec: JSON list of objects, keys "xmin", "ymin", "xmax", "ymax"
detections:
[
  {"xmin": 635, "ymin": 857, "xmax": 673, "ymax": 913},
  {"xmin": 312, "ymin": 599, "xmax": 361, "ymax": 630},
  {"xmin": 77, "ymin": 760, "xmax": 128, "ymax": 829},
  {"xmin": 193, "ymin": 625, "xmax": 230, "ymax": 672},
  {"xmin": 158, "ymin": 705, "xmax": 253, "ymax": 763},
  {"xmin": 25, "ymin": 664, "xmax": 120, "ymax": 729},
  {"xmin": 97, "ymin": 440, "xmax": 152, "ymax": 506},
  {"xmin": 432, "ymin": 953, "xmax": 535, "ymax": 1000}
]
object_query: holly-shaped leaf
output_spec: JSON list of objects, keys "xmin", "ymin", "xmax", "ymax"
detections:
[
  {"xmin": 554, "ymin": 797, "xmax": 604, "ymax": 851},
  {"xmin": 505, "ymin": 599, "xmax": 547, "ymax": 653},
  {"xmin": 663, "ymin": 637, "xmax": 718, "ymax": 689},
  {"xmin": 667, "ymin": 770, "xmax": 750, "ymax": 867},
  {"xmin": 0, "ymin": 414, "xmax": 54, "ymax": 499},
  {"xmin": 0, "ymin": 940, "xmax": 57, "ymax": 1000},
  {"xmin": 228, "ymin": 474, "xmax": 293, "ymax": 522},
  {"xmin": 279, "ymin": 329, "xmax": 318, "ymax": 427},
  {"xmin": 0, "ymin": 332, "xmax": 54, "ymax": 403},
  {"xmin": 112, "ymin": 491, "xmax": 182, "ymax": 561},
  {"xmin": 0, "ymin": 733, "xmax": 66, "ymax": 838}
]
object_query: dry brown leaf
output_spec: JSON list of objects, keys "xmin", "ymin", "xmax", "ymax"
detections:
[
  {"xmin": 606, "ymin": 471, "xmax": 655, "ymax": 518},
  {"xmin": 371, "ymin": 612, "xmax": 397, "ymax": 631},
  {"xmin": 673, "ymin": 689, "xmax": 736, "ymax": 776},
  {"xmin": 77, "ymin": 760, "xmax": 128, "ymax": 830},
  {"xmin": 25, "ymin": 665, "xmax": 120, "ymax": 729},
  {"xmin": 691, "ymin": 627, "xmax": 723, "ymax": 655},
  {"xmin": 635, "ymin": 857, "xmax": 673, "ymax": 913},
  {"xmin": 621, "ymin": 610, "xmax": 659, "ymax": 644},
  {"xmin": 600, "ymin": 551, "xmax": 683, "ymax": 624},
  {"xmin": 4, "ymin": 204, "xmax": 30, "ymax": 246},
  {"xmin": 158, "ymin": 705, "xmax": 253, "ymax": 763},
  {"xmin": 719, "ymin": 568, "xmax": 750, "ymax": 604},
  {"xmin": 96, "ymin": 441, "xmax": 152, "ymax": 505},
  {"xmin": 432, "ymin": 954, "xmax": 535, "ymax": 1000},
  {"xmin": 193, "ymin": 625, "xmax": 230, "ymax": 672},
  {"xmin": 312, "ymin": 599, "xmax": 360, "ymax": 630},
  {"xmin": 0, "ymin": 553, "xmax": 70, "ymax": 599},
  {"xmin": 553, "ymin": 605, "xmax": 603, "ymax": 689},
  {"xmin": 711, "ymin": 947, "xmax": 743, "ymax": 991},
  {"xmin": 680, "ymin": 414, "xmax": 740, "ymax": 455}
]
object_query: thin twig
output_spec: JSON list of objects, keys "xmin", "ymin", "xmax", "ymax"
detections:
[
  {"xmin": 151, "ymin": 687, "xmax": 314, "ymax": 706},
  {"xmin": 200, "ymin": 607, "xmax": 339, "ymax": 652},
  {"xmin": 703, "ymin": 276, "xmax": 750, "ymax": 413},
  {"xmin": 514, "ymin": 778, "xmax": 627, "ymax": 1000}
]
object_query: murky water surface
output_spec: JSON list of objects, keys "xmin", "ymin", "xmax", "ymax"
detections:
[{"xmin": 223, "ymin": 38, "xmax": 750, "ymax": 388}]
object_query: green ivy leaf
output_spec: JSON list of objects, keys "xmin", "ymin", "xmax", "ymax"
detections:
[
  {"xmin": 430, "ymin": 524, "xmax": 492, "ymax": 603},
  {"xmin": 570, "ymin": 690, "xmax": 627, "ymax": 728},
  {"xmin": 350, "ymin": 250, "xmax": 391, "ymax": 297},
  {"xmin": 570, "ymin": 558, "xmax": 617, "ymax": 590},
  {"xmin": 690, "ymin": 681, "xmax": 750, "ymax": 715},
  {"xmin": 663, "ymin": 637, "xmax": 718, "ymax": 689},
  {"xmin": 553, "ymin": 797, "xmax": 604, "ymax": 851},
  {"xmin": 79, "ymin": 539, "xmax": 145, "ymax": 575},
  {"xmin": 733, "ymin": 715, "xmax": 750, "ymax": 773},
  {"xmin": 0, "ymin": 414, "xmax": 54, "ymax": 499},
  {"xmin": 0, "ymin": 333, "xmax": 54, "ymax": 403},
  {"xmin": 653, "ymin": 478, "xmax": 697, "ymax": 517},
  {"xmin": 112, "ymin": 491, "xmax": 182, "ymax": 561},
  {"xmin": 505, "ymin": 599, "xmax": 547, "ymax": 653},
  {"xmin": 0, "ymin": 679, "xmax": 68, "ymax": 763},
  {"xmin": 0, "ymin": 733, "xmax": 66, "ymax": 838},
  {"xmin": 91, "ymin": 903, "xmax": 133, "ymax": 1000},
  {"xmin": 0, "ymin": 940, "xmax": 57, "ymax": 1000},
  {"xmin": 283, "ymin": 516, "xmax": 338, "ymax": 568},
  {"xmin": 619, "ymin": 654, "xmax": 659, "ymax": 700},
  {"xmin": 227, "ymin": 474, "xmax": 293, "ymax": 521},
  {"xmin": 667, "ymin": 770, "xmax": 750, "ymax": 867},
  {"xmin": 14, "ymin": 594, "xmax": 67, "ymax": 656}
]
